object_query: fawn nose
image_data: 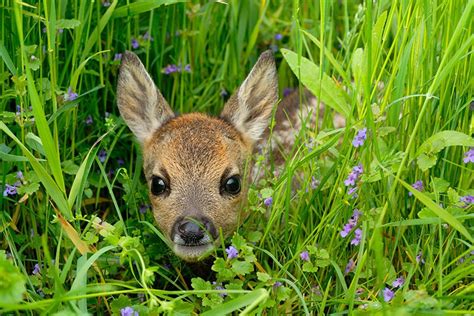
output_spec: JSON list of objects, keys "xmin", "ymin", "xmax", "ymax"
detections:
[{"xmin": 173, "ymin": 217, "xmax": 216, "ymax": 245}]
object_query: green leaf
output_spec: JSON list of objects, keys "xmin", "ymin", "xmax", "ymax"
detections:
[
  {"xmin": 231, "ymin": 260, "xmax": 253, "ymax": 275},
  {"xmin": 201, "ymin": 289, "xmax": 269, "ymax": 316},
  {"xmin": 281, "ymin": 49, "xmax": 351, "ymax": 118},
  {"xmin": 260, "ymin": 187, "xmax": 273, "ymax": 199},
  {"xmin": 397, "ymin": 176, "xmax": 473, "ymax": 243},
  {"xmin": 231, "ymin": 233, "xmax": 246, "ymax": 250},
  {"xmin": 0, "ymin": 254, "xmax": 26, "ymax": 304},
  {"xmin": 211, "ymin": 258, "xmax": 233, "ymax": 280},
  {"xmin": 62, "ymin": 160, "xmax": 80, "ymax": 175},
  {"xmin": 415, "ymin": 131, "xmax": 474, "ymax": 157},
  {"xmin": 302, "ymin": 261, "xmax": 318, "ymax": 272},
  {"xmin": 257, "ymin": 272, "xmax": 271, "ymax": 282},
  {"xmin": 191, "ymin": 277, "xmax": 212, "ymax": 291},
  {"xmin": 25, "ymin": 132, "xmax": 45, "ymax": 156},
  {"xmin": 56, "ymin": 19, "xmax": 81, "ymax": 29},
  {"xmin": 17, "ymin": 182, "xmax": 40, "ymax": 195},
  {"xmin": 112, "ymin": 0, "xmax": 186, "ymax": 18},
  {"xmin": 417, "ymin": 153, "xmax": 437, "ymax": 171},
  {"xmin": 431, "ymin": 177, "xmax": 450, "ymax": 193}
]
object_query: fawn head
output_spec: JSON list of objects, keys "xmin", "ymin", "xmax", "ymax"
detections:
[{"xmin": 117, "ymin": 51, "xmax": 277, "ymax": 261}]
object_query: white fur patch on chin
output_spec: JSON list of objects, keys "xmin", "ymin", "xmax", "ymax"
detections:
[{"xmin": 173, "ymin": 243, "xmax": 215, "ymax": 262}]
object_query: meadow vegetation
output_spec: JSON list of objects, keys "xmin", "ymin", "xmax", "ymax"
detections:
[{"xmin": 0, "ymin": 0, "xmax": 473, "ymax": 314}]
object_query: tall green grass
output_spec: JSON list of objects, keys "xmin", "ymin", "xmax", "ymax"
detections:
[{"xmin": 1, "ymin": 0, "xmax": 473, "ymax": 314}]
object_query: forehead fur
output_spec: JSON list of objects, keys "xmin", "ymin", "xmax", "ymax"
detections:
[{"xmin": 143, "ymin": 113, "xmax": 250, "ymax": 177}]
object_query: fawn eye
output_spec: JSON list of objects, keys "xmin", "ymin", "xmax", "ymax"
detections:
[
  {"xmin": 222, "ymin": 175, "xmax": 241, "ymax": 195},
  {"xmin": 151, "ymin": 176, "xmax": 167, "ymax": 196}
]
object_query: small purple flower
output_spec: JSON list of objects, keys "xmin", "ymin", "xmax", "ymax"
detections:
[
  {"xmin": 120, "ymin": 307, "xmax": 139, "ymax": 316},
  {"xmin": 352, "ymin": 128, "xmax": 367, "ymax": 147},
  {"xmin": 162, "ymin": 64, "xmax": 179, "ymax": 75},
  {"xmin": 16, "ymin": 171, "xmax": 24, "ymax": 179},
  {"xmin": 102, "ymin": 0, "xmax": 111, "ymax": 7},
  {"xmin": 274, "ymin": 33, "xmax": 283, "ymax": 41},
  {"xmin": 350, "ymin": 228, "xmax": 362, "ymax": 246},
  {"xmin": 352, "ymin": 209, "xmax": 362, "ymax": 221},
  {"xmin": 16, "ymin": 104, "xmax": 21, "ymax": 116},
  {"xmin": 463, "ymin": 148, "xmax": 474, "ymax": 163},
  {"xmin": 58, "ymin": 28, "xmax": 64, "ymax": 34},
  {"xmin": 143, "ymin": 31, "xmax": 154, "ymax": 41},
  {"xmin": 85, "ymin": 115, "xmax": 93, "ymax": 125},
  {"xmin": 105, "ymin": 112, "xmax": 111, "ymax": 119},
  {"xmin": 344, "ymin": 164, "xmax": 363, "ymax": 186},
  {"xmin": 340, "ymin": 223, "xmax": 354, "ymax": 238},
  {"xmin": 131, "ymin": 38, "xmax": 139, "ymax": 49},
  {"xmin": 64, "ymin": 87, "xmax": 78, "ymax": 101},
  {"xmin": 408, "ymin": 180, "xmax": 423, "ymax": 196},
  {"xmin": 98, "ymin": 149, "xmax": 107, "ymax": 163},
  {"xmin": 183, "ymin": 64, "xmax": 191, "ymax": 72},
  {"xmin": 264, "ymin": 197, "xmax": 273, "ymax": 207},
  {"xmin": 392, "ymin": 276, "xmax": 405, "ymax": 288},
  {"xmin": 416, "ymin": 252, "xmax": 425, "ymax": 264},
  {"xmin": 139, "ymin": 204, "xmax": 150, "ymax": 214},
  {"xmin": 117, "ymin": 158, "xmax": 125, "ymax": 166},
  {"xmin": 344, "ymin": 258, "xmax": 355, "ymax": 275},
  {"xmin": 460, "ymin": 195, "xmax": 474, "ymax": 205},
  {"xmin": 311, "ymin": 176, "xmax": 320, "ymax": 189},
  {"xmin": 273, "ymin": 281, "xmax": 282, "ymax": 288},
  {"xmin": 32, "ymin": 263, "xmax": 41, "ymax": 275},
  {"xmin": 300, "ymin": 251, "xmax": 310, "ymax": 261},
  {"xmin": 283, "ymin": 88, "xmax": 293, "ymax": 97},
  {"xmin": 3, "ymin": 184, "xmax": 17, "ymax": 197},
  {"xmin": 225, "ymin": 246, "xmax": 238, "ymax": 259},
  {"xmin": 269, "ymin": 44, "xmax": 278, "ymax": 53},
  {"xmin": 215, "ymin": 284, "xmax": 227, "ymax": 297},
  {"xmin": 220, "ymin": 88, "xmax": 229, "ymax": 98},
  {"xmin": 114, "ymin": 53, "xmax": 123, "ymax": 61},
  {"xmin": 382, "ymin": 287, "xmax": 394, "ymax": 302}
]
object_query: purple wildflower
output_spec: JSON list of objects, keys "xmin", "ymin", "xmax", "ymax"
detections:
[
  {"xmin": 3, "ymin": 184, "xmax": 17, "ymax": 197},
  {"xmin": 311, "ymin": 176, "xmax": 320, "ymax": 189},
  {"xmin": 102, "ymin": 0, "xmax": 111, "ymax": 7},
  {"xmin": 98, "ymin": 149, "xmax": 107, "ymax": 163},
  {"xmin": 162, "ymin": 64, "xmax": 179, "ymax": 74},
  {"xmin": 408, "ymin": 180, "xmax": 423, "ymax": 196},
  {"xmin": 300, "ymin": 251, "xmax": 310, "ymax": 261},
  {"xmin": 460, "ymin": 195, "xmax": 474, "ymax": 205},
  {"xmin": 114, "ymin": 53, "xmax": 123, "ymax": 61},
  {"xmin": 274, "ymin": 33, "xmax": 283, "ymax": 41},
  {"xmin": 463, "ymin": 148, "xmax": 474, "ymax": 163},
  {"xmin": 58, "ymin": 28, "xmax": 64, "ymax": 34},
  {"xmin": 225, "ymin": 246, "xmax": 238, "ymax": 259},
  {"xmin": 340, "ymin": 223, "xmax": 354, "ymax": 238},
  {"xmin": 16, "ymin": 171, "xmax": 24, "ymax": 179},
  {"xmin": 139, "ymin": 204, "xmax": 150, "ymax": 214},
  {"xmin": 264, "ymin": 197, "xmax": 273, "ymax": 207},
  {"xmin": 16, "ymin": 104, "xmax": 21, "ymax": 116},
  {"xmin": 348, "ymin": 187, "xmax": 358, "ymax": 197},
  {"xmin": 220, "ymin": 88, "xmax": 229, "ymax": 98},
  {"xmin": 269, "ymin": 44, "xmax": 278, "ymax": 53},
  {"xmin": 416, "ymin": 252, "xmax": 425, "ymax": 264},
  {"xmin": 32, "ymin": 263, "xmax": 41, "ymax": 275},
  {"xmin": 273, "ymin": 281, "xmax": 282, "ymax": 288},
  {"xmin": 382, "ymin": 287, "xmax": 394, "ymax": 302},
  {"xmin": 105, "ymin": 112, "xmax": 111, "ymax": 118},
  {"xmin": 183, "ymin": 64, "xmax": 191, "ymax": 72},
  {"xmin": 131, "ymin": 38, "xmax": 139, "ymax": 49},
  {"xmin": 350, "ymin": 228, "xmax": 362, "ymax": 246},
  {"xmin": 344, "ymin": 258, "xmax": 355, "ymax": 275},
  {"xmin": 344, "ymin": 164, "xmax": 363, "ymax": 186},
  {"xmin": 283, "ymin": 88, "xmax": 293, "ymax": 97},
  {"xmin": 64, "ymin": 87, "xmax": 78, "ymax": 101},
  {"xmin": 117, "ymin": 158, "xmax": 125, "ymax": 166},
  {"xmin": 352, "ymin": 209, "xmax": 362, "ymax": 220},
  {"xmin": 143, "ymin": 31, "xmax": 154, "ymax": 41},
  {"xmin": 120, "ymin": 307, "xmax": 139, "ymax": 316},
  {"xmin": 85, "ymin": 115, "xmax": 93, "ymax": 125},
  {"xmin": 352, "ymin": 128, "xmax": 367, "ymax": 147},
  {"xmin": 392, "ymin": 276, "xmax": 405, "ymax": 288}
]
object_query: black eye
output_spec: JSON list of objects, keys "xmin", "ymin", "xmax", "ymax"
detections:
[
  {"xmin": 222, "ymin": 175, "xmax": 241, "ymax": 195},
  {"xmin": 151, "ymin": 176, "xmax": 167, "ymax": 196}
]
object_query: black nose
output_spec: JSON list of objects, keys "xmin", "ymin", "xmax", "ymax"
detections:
[{"xmin": 173, "ymin": 217, "xmax": 216, "ymax": 245}]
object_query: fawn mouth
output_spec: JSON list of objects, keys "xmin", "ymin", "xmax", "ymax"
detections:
[{"xmin": 172, "ymin": 242, "xmax": 215, "ymax": 261}]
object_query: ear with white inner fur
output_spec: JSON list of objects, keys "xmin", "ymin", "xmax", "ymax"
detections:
[
  {"xmin": 117, "ymin": 51, "xmax": 175, "ymax": 144},
  {"xmin": 220, "ymin": 50, "xmax": 278, "ymax": 144}
]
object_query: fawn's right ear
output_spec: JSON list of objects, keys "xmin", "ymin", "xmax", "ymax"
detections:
[{"xmin": 117, "ymin": 51, "xmax": 174, "ymax": 144}]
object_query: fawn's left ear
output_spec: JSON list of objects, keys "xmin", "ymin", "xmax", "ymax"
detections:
[{"xmin": 220, "ymin": 50, "xmax": 278, "ymax": 144}]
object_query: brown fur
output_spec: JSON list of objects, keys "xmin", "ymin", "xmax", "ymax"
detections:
[{"xmin": 117, "ymin": 51, "xmax": 278, "ymax": 261}]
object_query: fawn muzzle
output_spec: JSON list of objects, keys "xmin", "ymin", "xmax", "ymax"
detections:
[{"xmin": 172, "ymin": 216, "xmax": 216, "ymax": 247}]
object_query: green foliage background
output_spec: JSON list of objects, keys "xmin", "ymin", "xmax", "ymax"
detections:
[{"xmin": 0, "ymin": 0, "xmax": 473, "ymax": 314}]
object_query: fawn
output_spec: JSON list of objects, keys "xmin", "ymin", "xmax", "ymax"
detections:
[{"xmin": 117, "ymin": 51, "xmax": 278, "ymax": 261}]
